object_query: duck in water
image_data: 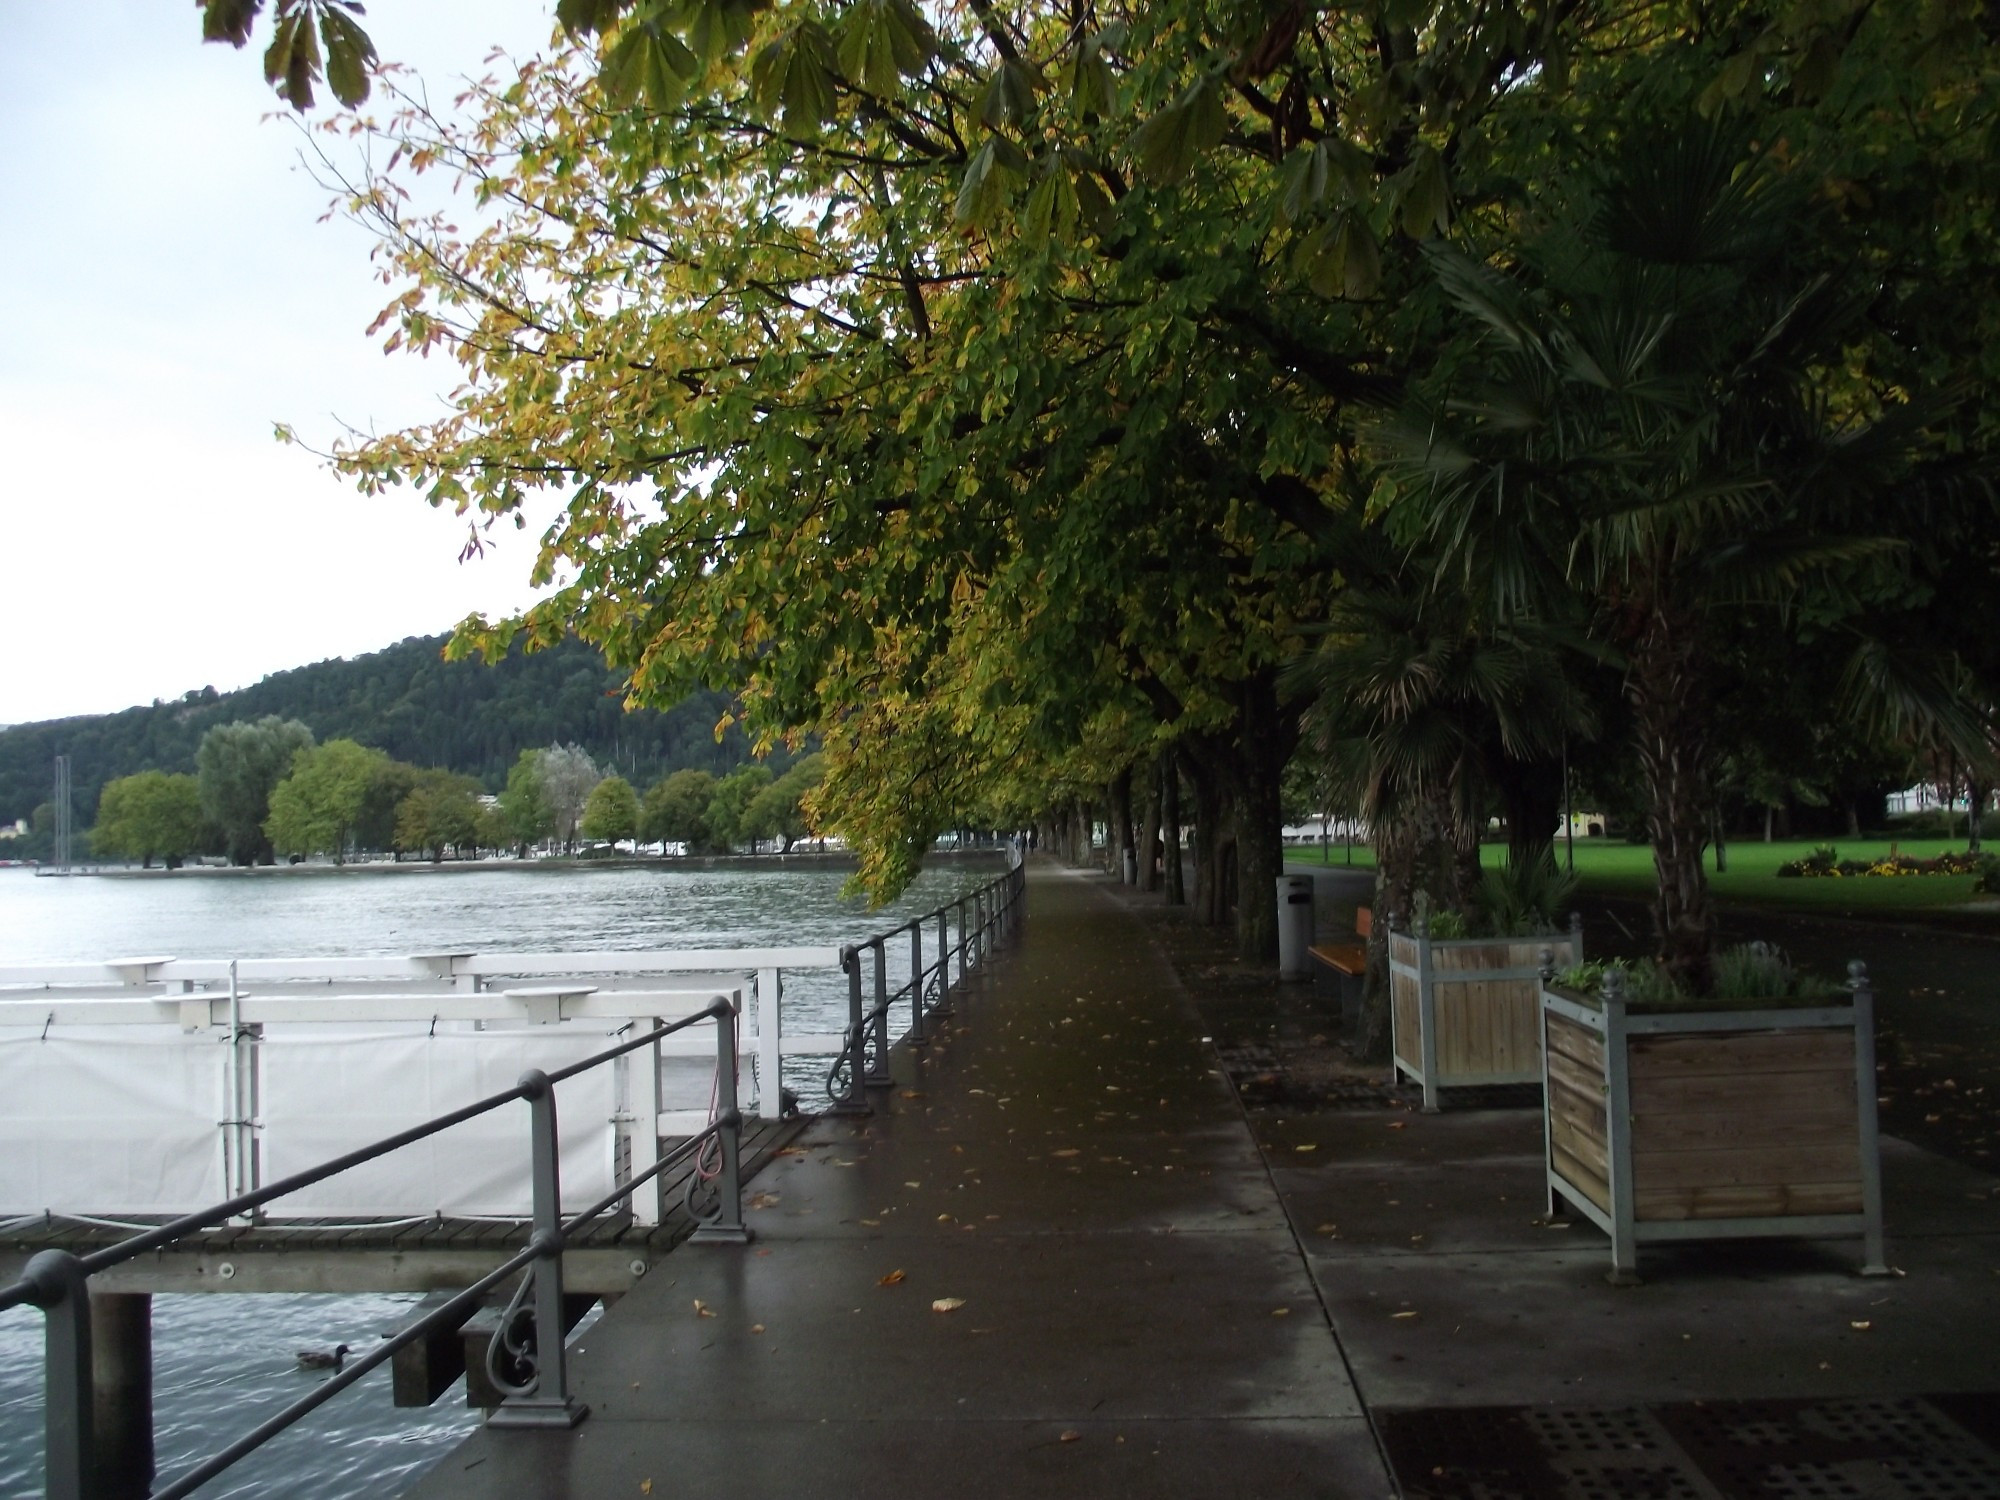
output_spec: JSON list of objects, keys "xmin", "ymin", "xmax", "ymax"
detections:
[{"xmin": 295, "ymin": 1344, "xmax": 350, "ymax": 1372}]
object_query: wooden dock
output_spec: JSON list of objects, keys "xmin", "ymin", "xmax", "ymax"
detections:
[{"xmin": 0, "ymin": 1117, "xmax": 805, "ymax": 1297}]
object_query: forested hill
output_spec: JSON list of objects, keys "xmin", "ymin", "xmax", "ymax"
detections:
[{"xmin": 0, "ymin": 635, "xmax": 764, "ymax": 824}]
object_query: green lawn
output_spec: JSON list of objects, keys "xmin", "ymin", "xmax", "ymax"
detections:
[{"xmin": 1286, "ymin": 835, "xmax": 1996, "ymax": 917}]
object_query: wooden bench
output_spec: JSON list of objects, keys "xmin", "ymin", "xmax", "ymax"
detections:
[{"xmin": 1309, "ymin": 906, "xmax": 1371, "ymax": 979}]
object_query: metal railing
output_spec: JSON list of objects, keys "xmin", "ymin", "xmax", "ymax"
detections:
[
  {"xmin": 0, "ymin": 997, "xmax": 749, "ymax": 1500},
  {"xmin": 0, "ymin": 852, "xmax": 1029, "ymax": 1498},
  {"xmin": 824, "ymin": 858, "xmax": 1027, "ymax": 1114}
]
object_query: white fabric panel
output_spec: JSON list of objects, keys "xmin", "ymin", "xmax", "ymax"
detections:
[
  {"xmin": 260, "ymin": 1026, "xmax": 621, "ymax": 1217},
  {"xmin": 0, "ymin": 1026, "xmax": 226, "ymax": 1215}
]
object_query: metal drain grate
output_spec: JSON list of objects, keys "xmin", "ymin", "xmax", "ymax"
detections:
[
  {"xmin": 1660, "ymin": 1396, "xmax": 2000, "ymax": 1500},
  {"xmin": 1382, "ymin": 1396, "xmax": 2000, "ymax": 1500}
]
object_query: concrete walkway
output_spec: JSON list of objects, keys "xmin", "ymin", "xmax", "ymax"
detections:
[{"xmin": 407, "ymin": 862, "xmax": 1393, "ymax": 1499}]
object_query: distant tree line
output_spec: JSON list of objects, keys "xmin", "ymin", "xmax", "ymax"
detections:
[
  {"xmin": 0, "ymin": 633, "xmax": 784, "ymax": 827},
  {"xmin": 81, "ymin": 715, "xmax": 828, "ymax": 868}
]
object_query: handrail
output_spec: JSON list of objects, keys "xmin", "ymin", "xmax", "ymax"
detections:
[
  {"xmin": 0, "ymin": 993, "xmax": 750, "ymax": 1498},
  {"xmin": 0, "ymin": 847, "xmax": 1029, "ymax": 1499},
  {"xmin": 824, "ymin": 858, "xmax": 1026, "ymax": 1115}
]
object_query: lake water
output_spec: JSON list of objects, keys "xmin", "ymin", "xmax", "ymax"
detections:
[{"xmin": 0, "ymin": 858, "xmax": 1000, "ymax": 1498}]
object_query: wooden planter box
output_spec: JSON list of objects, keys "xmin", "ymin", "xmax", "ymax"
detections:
[
  {"xmin": 1540, "ymin": 969, "xmax": 1888, "ymax": 1284},
  {"xmin": 1389, "ymin": 919, "xmax": 1583, "ymax": 1111}
]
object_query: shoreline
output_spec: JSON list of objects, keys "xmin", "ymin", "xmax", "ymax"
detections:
[{"xmin": 55, "ymin": 848, "xmax": 1010, "ymax": 880}]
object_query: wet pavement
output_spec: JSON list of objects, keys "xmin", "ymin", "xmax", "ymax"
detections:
[
  {"xmin": 402, "ymin": 861, "xmax": 2000, "ymax": 1499},
  {"xmin": 404, "ymin": 862, "xmax": 1391, "ymax": 1499}
]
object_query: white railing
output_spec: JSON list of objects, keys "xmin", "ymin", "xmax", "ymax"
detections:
[
  {"xmin": 0, "ymin": 947, "xmax": 860, "ymax": 1227},
  {"xmin": 0, "ymin": 946, "xmax": 845, "ymax": 1122}
]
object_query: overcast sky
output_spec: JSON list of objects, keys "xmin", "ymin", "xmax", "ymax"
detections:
[{"xmin": 1, "ymin": 1, "xmax": 564, "ymax": 725}]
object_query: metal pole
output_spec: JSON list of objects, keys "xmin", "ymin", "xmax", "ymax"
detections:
[
  {"xmin": 1851, "ymin": 962, "xmax": 1890, "ymax": 1276},
  {"xmin": 932, "ymin": 911, "xmax": 954, "ymax": 1017},
  {"xmin": 691, "ymin": 999, "xmax": 751, "ymax": 1244},
  {"xmin": 908, "ymin": 922, "xmax": 927, "ymax": 1046},
  {"xmin": 1564, "ymin": 741, "xmax": 1575, "ymax": 873},
  {"xmin": 955, "ymin": 899, "xmax": 968, "ymax": 986},
  {"xmin": 867, "ymin": 938, "xmax": 892, "ymax": 1086},
  {"xmin": 22, "ymin": 1248, "xmax": 96, "ymax": 1500},
  {"xmin": 488, "ymin": 1071, "xmax": 586, "ymax": 1428},
  {"xmin": 827, "ymin": 947, "xmax": 871, "ymax": 1115}
]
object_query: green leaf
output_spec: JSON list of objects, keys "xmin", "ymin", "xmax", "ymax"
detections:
[
  {"xmin": 201, "ymin": 0, "xmax": 264, "ymax": 48},
  {"xmin": 1395, "ymin": 145, "xmax": 1449, "ymax": 238},
  {"xmin": 1021, "ymin": 161, "xmax": 1083, "ymax": 245},
  {"xmin": 750, "ymin": 23, "xmax": 839, "ymax": 130},
  {"xmin": 1127, "ymin": 77, "xmax": 1226, "ymax": 185},
  {"xmin": 605, "ymin": 24, "xmax": 699, "ymax": 111},
  {"xmin": 1698, "ymin": 49, "xmax": 1762, "ymax": 116},
  {"xmin": 264, "ymin": 8, "xmax": 322, "ymax": 110},
  {"xmin": 978, "ymin": 57, "xmax": 1043, "ymax": 130},
  {"xmin": 320, "ymin": 7, "xmax": 378, "ymax": 108},
  {"xmin": 1332, "ymin": 214, "xmax": 1381, "ymax": 298},
  {"xmin": 1072, "ymin": 169, "xmax": 1115, "ymax": 235},
  {"xmin": 836, "ymin": 0, "xmax": 931, "ymax": 95},
  {"xmin": 1069, "ymin": 34, "xmax": 1117, "ymax": 117},
  {"xmin": 1275, "ymin": 142, "xmax": 1328, "ymax": 225},
  {"xmin": 686, "ymin": 0, "xmax": 756, "ymax": 63},
  {"xmin": 954, "ymin": 138, "xmax": 1021, "ymax": 228},
  {"xmin": 1790, "ymin": 32, "xmax": 1840, "ymax": 103},
  {"xmin": 558, "ymin": 0, "xmax": 630, "ymax": 33}
]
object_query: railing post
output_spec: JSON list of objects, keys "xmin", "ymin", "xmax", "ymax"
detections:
[
  {"xmin": 866, "ymin": 938, "xmax": 893, "ymax": 1086},
  {"xmin": 488, "ymin": 1070, "xmax": 587, "ymax": 1429},
  {"xmin": 932, "ymin": 910, "xmax": 954, "ymax": 1017},
  {"xmin": 955, "ymin": 899, "xmax": 969, "ymax": 986},
  {"xmin": 908, "ymin": 922, "xmax": 927, "ymax": 1046},
  {"xmin": 24, "ymin": 1249, "xmax": 97, "ymax": 1500},
  {"xmin": 756, "ymin": 966, "xmax": 783, "ymax": 1121},
  {"xmin": 826, "ymin": 946, "xmax": 872, "ymax": 1115},
  {"xmin": 691, "ymin": 998, "xmax": 751, "ymax": 1244}
]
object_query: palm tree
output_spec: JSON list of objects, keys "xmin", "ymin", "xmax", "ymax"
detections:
[
  {"xmin": 1286, "ymin": 535, "xmax": 1596, "ymax": 1054},
  {"xmin": 1380, "ymin": 117, "xmax": 1993, "ymax": 992}
]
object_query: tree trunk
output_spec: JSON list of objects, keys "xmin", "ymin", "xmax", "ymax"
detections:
[
  {"xmin": 1110, "ymin": 769, "xmax": 1134, "ymax": 881},
  {"xmin": 1227, "ymin": 699, "xmax": 1287, "ymax": 964},
  {"xmin": 1969, "ymin": 782, "xmax": 1989, "ymax": 851},
  {"xmin": 1493, "ymin": 755, "xmax": 1564, "ymax": 872},
  {"xmin": 1188, "ymin": 760, "xmax": 1221, "ymax": 926},
  {"xmin": 1764, "ymin": 804, "xmax": 1774, "ymax": 842},
  {"xmin": 1135, "ymin": 761, "xmax": 1161, "ymax": 893},
  {"xmin": 1163, "ymin": 758, "xmax": 1185, "ymax": 906},
  {"xmin": 1629, "ymin": 596, "xmax": 1715, "ymax": 995}
]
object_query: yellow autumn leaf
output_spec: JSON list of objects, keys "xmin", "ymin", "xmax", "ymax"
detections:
[
  {"xmin": 879, "ymin": 1269, "xmax": 907, "ymax": 1286},
  {"xmin": 931, "ymin": 1297, "xmax": 966, "ymax": 1312}
]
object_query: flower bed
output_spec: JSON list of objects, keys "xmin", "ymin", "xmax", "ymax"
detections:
[{"xmin": 1776, "ymin": 844, "xmax": 1993, "ymax": 879}]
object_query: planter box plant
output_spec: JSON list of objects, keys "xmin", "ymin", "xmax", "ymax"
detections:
[
  {"xmin": 1390, "ymin": 913, "xmax": 1585, "ymax": 1111},
  {"xmin": 1539, "ymin": 947, "xmax": 1888, "ymax": 1284}
]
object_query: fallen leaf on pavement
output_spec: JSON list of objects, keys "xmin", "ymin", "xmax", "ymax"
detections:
[
  {"xmin": 1051, "ymin": 1149, "xmax": 1080, "ymax": 1158},
  {"xmin": 879, "ymin": 1270, "xmax": 907, "ymax": 1286},
  {"xmin": 1059, "ymin": 1431, "xmax": 1081, "ymax": 1443},
  {"xmin": 1392, "ymin": 1311, "xmax": 1418, "ymax": 1320},
  {"xmin": 1850, "ymin": 1320, "xmax": 1872, "ymax": 1331},
  {"xmin": 693, "ymin": 1300, "xmax": 715, "ymax": 1318},
  {"xmin": 932, "ymin": 1297, "xmax": 966, "ymax": 1313}
]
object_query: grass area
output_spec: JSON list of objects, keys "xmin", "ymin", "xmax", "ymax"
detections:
[{"xmin": 1286, "ymin": 835, "xmax": 1996, "ymax": 917}]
